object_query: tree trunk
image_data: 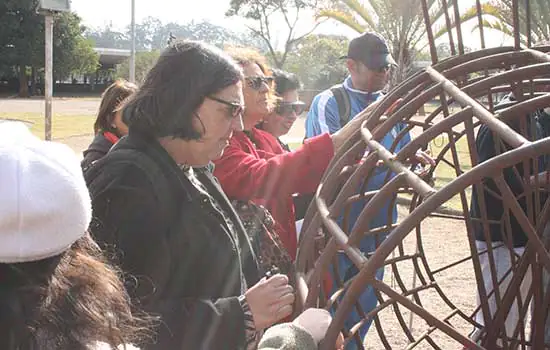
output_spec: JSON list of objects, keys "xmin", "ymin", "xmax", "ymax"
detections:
[
  {"xmin": 18, "ymin": 65, "xmax": 29, "ymax": 98},
  {"xmin": 30, "ymin": 67, "xmax": 37, "ymax": 96}
]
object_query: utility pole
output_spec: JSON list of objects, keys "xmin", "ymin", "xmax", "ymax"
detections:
[
  {"xmin": 38, "ymin": 0, "xmax": 70, "ymax": 141},
  {"xmin": 44, "ymin": 14, "xmax": 54, "ymax": 140},
  {"xmin": 130, "ymin": 0, "xmax": 136, "ymax": 83}
]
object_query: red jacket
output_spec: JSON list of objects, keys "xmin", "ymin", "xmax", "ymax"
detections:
[{"xmin": 213, "ymin": 128, "xmax": 334, "ymax": 259}]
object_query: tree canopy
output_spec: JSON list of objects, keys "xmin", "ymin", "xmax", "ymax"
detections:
[
  {"xmin": 84, "ymin": 18, "xmax": 264, "ymax": 51},
  {"xmin": 285, "ymin": 34, "xmax": 348, "ymax": 90},
  {"xmin": 226, "ymin": 0, "xmax": 322, "ymax": 68},
  {"xmin": 0, "ymin": 0, "xmax": 98, "ymax": 96}
]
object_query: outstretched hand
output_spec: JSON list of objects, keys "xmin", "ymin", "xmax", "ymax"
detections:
[{"xmin": 411, "ymin": 149, "xmax": 436, "ymax": 177}]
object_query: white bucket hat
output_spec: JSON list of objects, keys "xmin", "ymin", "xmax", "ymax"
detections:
[{"xmin": 0, "ymin": 122, "xmax": 91, "ymax": 263}]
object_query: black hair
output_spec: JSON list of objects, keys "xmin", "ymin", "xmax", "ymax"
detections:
[
  {"xmin": 271, "ymin": 69, "xmax": 301, "ymax": 97},
  {"xmin": 122, "ymin": 40, "xmax": 243, "ymax": 140},
  {"xmin": 0, "ymin": 234, "xmax": 152, "ymax": 350}
]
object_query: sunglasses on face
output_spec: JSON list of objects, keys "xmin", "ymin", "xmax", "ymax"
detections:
[
  {"xmin": 208, "ymin": 95, "xmax": 244, "ymax": 119},
  {"xmin": 245, "ymin": 76, "xmax": 274, "ymax": 90},
  {"xmin": 369, "ymin": 65, "xmax": 391, "ymax": 73},
  {"xmin": 275, "ymin": 101, "xmax": 306, "ymax": 117}
]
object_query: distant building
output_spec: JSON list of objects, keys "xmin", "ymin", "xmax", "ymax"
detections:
[
  {"xmin": 63, "ymin": 47, "xmax": 131, "ymax": 88},
  {"xmin": 94, "ymin": 47, "xmax": 131, "ymax": 70}
]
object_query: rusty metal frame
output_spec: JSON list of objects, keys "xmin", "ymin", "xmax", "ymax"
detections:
[{"xmin": 296, "ymin": 1, "xmax": 550, "ymax": 348}]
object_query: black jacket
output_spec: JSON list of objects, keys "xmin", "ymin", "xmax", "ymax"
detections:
[
  {"xmin": 470, "ymin": 98, "xmax": 550, "ymax": 247},
  {"xmin": 81, "ymin": 132, "xmax": 115, "ymax": 170},
  {"xmin": 85, "ymin": 132, "xmax": 260, "ymax": 349}
]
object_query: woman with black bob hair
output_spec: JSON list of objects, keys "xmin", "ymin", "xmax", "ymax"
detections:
[{"xmin": 85, "ymin": 40, "xmax": 296, "ymax": 349}]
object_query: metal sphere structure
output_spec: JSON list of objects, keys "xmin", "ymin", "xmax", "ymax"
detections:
[{"xmin": 296, "ymin": 1, "xmax": 550, "ymax": 349}]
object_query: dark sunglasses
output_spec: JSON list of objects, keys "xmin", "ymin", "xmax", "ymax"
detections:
[
  {"xmin": 369, "ymin": 65, "xmax": 391, "ymax": 73},
  {"xmin": 275, "ymin": 101, "xmax": 306, "ymax": 117},
  {"xmin": 208, "ymin": 95, "xmax": 244, "ymax": 119},
  {"xmin": 245, "ymin": 76, "xmax": 274, "ymax": 90}
]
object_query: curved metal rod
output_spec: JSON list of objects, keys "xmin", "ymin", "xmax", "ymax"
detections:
[
  {"xmin": 426, "ymin": 66, "xmax": 529, "ymax": 148},
  {"xmin": 360, "ymin": 126, "xmax": 436, "ymax": 198},
  {"xmin": 320, "ymin": 138, "xmax": 550, "ymax": 347},
  {"xmin": 432, "ymin": 47, "xmax": 515, "ymax": 72},
  {"xmin": 342, "ymin": 50, "xmax": 546, "ymax": 152},
  {"xmin": 299, "ymin": 68, "xmax": 549, "ymax": 281},
  {"xmin": 297, "ymin": 139, "xmax": 366, "ymax": 269},
  {"xmin": 362, "ymin": 63, "xmax": 550, "ymax": 155},
  {"xmin": 442, "ymin": 50, "xmax": 541, "ymax": 79},
  {"xmin": 303, "ymin": 172, "xmax": 405, "ymax": 307},
  {"xmin": 496, "ymin": 94, "xmax": 550, "ymax": 121},
  {"xmin": 321, "ymin": 278, "xmax": 485, "ymax": 350},
  {"xmin": 346, "ymin": 174, "xmax": 408, "ymax": 248},
  {"xmin": 461, "ymin": 63, "xmax": 550, "ymax": 98},
  {"xmin": 493, "ymin": 176, "xmax": 550, "ymax": 271}
]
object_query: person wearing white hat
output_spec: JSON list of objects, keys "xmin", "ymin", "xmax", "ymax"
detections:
[
  {"xmin": 0, "ymin": 122, "xmax": 147, "ymax": 350},
  {"xmin": 0, "ymin": 122, "xmax": 338, "ymax": 350}
]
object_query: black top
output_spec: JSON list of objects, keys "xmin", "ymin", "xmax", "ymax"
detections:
[
  {"xmin": 81, "ymin": 132, "xmax": 115, "ymax": 170},
  {"xmin": 84, "ymin": 132, "xmax": 260, "ymax": 349},
  {"xmin": 470, "ymin": 97, "xmax": 550, "ymax": 247}
]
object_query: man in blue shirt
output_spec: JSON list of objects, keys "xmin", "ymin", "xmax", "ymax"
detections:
[{"xmin": 305, "ymin": 32, "xmax": 411, "ymax": 348}]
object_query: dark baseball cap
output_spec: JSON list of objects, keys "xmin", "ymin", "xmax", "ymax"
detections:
[{"xmin": 341, "ymin": 32, "xmax": 397, "ymax": 70}]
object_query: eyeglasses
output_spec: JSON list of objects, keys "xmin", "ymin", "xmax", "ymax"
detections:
[
  {"xmin": 245, "ymin": 76, "xmax": 274, "ymax": 90},
  {"xmin": 275, "ymin": 101, "xmax": 306, "ymax": 117},
  {"xmin": 207, "ymin": 95, "xmax": 244, "ymax": 119}
]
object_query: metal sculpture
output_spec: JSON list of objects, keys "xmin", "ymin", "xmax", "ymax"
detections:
[{"xmin": 296, "ymin": 1, "xmax": 550, "ymax": 348}]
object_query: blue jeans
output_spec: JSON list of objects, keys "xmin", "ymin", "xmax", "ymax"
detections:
[{"xmin": 330, "ymin": 234, "xmax": 385, "ymax": 350}]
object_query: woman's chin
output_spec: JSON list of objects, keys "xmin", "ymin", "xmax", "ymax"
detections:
[
  {"xmin": 211, "ymin": 144, "xmax": 229, "ymax": 161},
  {"xmin": 245, "ymin": 109, "xmax": 269, "ymax": 127}
]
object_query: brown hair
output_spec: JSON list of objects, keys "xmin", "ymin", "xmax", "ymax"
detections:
[
  {"xmin": 225, "ymin": 47, "xmax": 270, "ymax": 76},
  {"xmin": 225, "ymin": 47, "xmax": 277, "ymax": 111},
  {"xmin": 94, "ymin": 79, "xmax": 138, "ymax": 135},
  {"xmin": 0, "ymin": 233, "xmax": 153, "ymax": 350}
]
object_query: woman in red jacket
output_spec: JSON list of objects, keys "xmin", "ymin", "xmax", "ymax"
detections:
[{"xmin": 213, "ymin": 48, "xmax": 371, "ymax": 260}]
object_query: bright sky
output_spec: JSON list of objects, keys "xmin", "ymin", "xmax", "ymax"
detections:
[
  {"xmin": 70, "ymin": 0, "xmax": 512, "ymax": 50},
  {"xmin": 70, "ymin": 0, "xmax": 355, "ymax": 36},
  {"xmin": 71, "ymin": 0, "xmax": 244, "ymax": 30}
]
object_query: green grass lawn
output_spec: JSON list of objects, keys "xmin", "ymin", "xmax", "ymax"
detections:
[
  {"xmin": 0, "ymin": 112, "xmax": 95, "ymax": 139},
  {"xmin": 428, "ymin": 135, "xmax": 472, "ymax": 211},
  {"xmin": 9, "ymin": 108, "xmax": 471, "ymax": 211}
]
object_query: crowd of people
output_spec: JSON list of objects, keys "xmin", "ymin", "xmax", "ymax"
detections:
[{"xmin": 2, "ymin": 28, "xmax": 540, "ymax": 350}]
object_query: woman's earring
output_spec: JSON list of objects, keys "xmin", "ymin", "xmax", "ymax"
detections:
[{"xmin": 111, "ymin": 124, "xmax": 117, "ymax": 129}]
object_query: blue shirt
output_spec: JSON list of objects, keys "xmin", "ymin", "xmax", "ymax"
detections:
[{"xmin": 305, "ymin": 76, "xmax": 411, "ymax": 241}]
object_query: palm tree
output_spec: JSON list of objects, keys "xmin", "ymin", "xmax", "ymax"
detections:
[
  {"xmin": 473, "ymin": 0, "xmax": 550, "ymax": 45},
  {"xmin": 317, "ymin": 0, "xmax": 444, "ymax": 84},
  {"xmin": 430, "ymin": 0, "xmax": 550, "ymax": 48},
  {"xmin": 316, "ymin": 0, "xmax": 493, "ymax": 84}
]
